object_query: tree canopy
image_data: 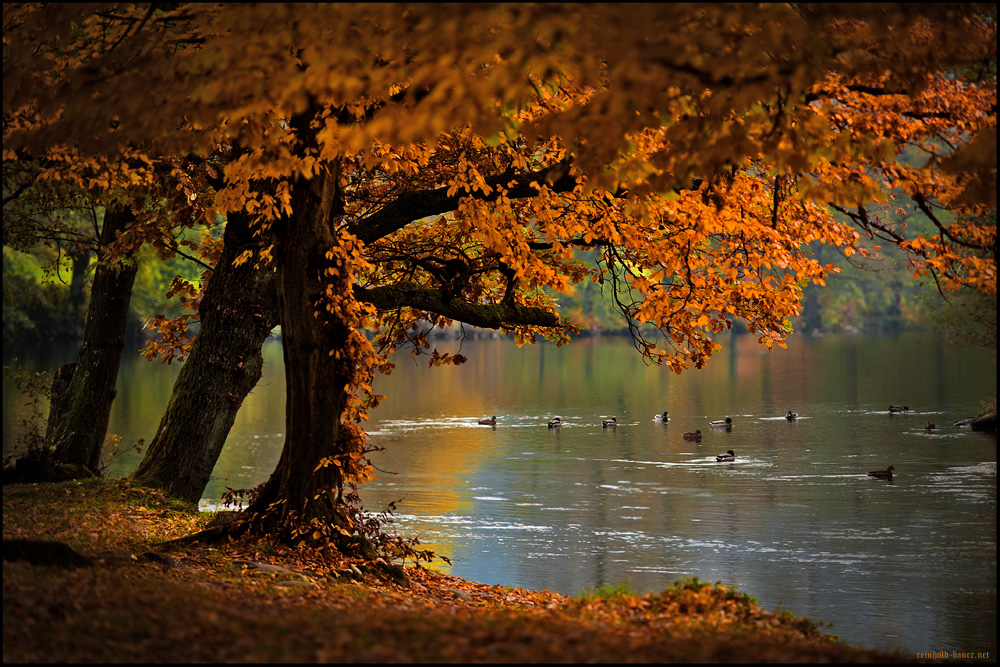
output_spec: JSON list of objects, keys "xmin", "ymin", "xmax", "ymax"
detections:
[
  {"xmin": 6, "ymin": 4, "xmax": 994, "ymax": 352},
  {"xmin": 4, "ymin": 3, "xmax": 996, "ymax": 538}
]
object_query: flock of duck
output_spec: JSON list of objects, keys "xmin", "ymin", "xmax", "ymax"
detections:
[{"xmin": 478, "ymin": 406, "xmax": 903, "ymax": 479}]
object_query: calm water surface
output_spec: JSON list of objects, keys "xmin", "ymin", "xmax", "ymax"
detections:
[{"xmin": 3, "ymin": 331, "xmax": 996, "ymax": 656}]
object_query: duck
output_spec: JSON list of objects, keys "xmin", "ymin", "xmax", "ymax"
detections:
[
  {"xmin": 710, "ymin": 417, "xmax": 733, "ymax": 428},
  {"xmin": 924, "ymin": 422, "xmax": 936, "ymax": 430},
  {"xmin": 477, "ymin": 415, "xmax": 497, "ymax": 426},
  {"xmin": 888, "ymin": 405, "xmax": 910, "ymax": 413},
  {"xmin": 654, "ymin": 411, "xmax": 670, "ymax": 422},
  {"xmin": 682, "ymin": 430, "xmax": 703, "ymax": 441},
  {"xmin": 602, "ymin": 417, "xmax": 618, "ymax": 428},
  {"xmin": 547, "ymin": 417, "xmax": 563, "ymax": 428},
  {"xmin": 785, "ymin": 411, "xmax": 798, "ymax": 420},
  {"xmin": 716, "ymin": 449, "xmax": 736, "ymax": 462},
  {"xmin": 868, "ymin": 466, "xmax": 895, "ymax": 480}
]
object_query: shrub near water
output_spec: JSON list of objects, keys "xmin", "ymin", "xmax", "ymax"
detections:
[{"xmin": 571, "ymin": 577, "xmax": 836, "ymax": 645}]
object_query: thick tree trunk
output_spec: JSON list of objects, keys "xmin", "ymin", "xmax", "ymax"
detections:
[
  {"xmin": 246, "ymin": 163, "xmax": 353, "ymax": 526},
  {"xmin": 51, "ymin": 206, "xmax": 138, "ymax": 474},
  {"xmin": 131, "ymin": 211, "xmax": 279, "ymax": 503}
]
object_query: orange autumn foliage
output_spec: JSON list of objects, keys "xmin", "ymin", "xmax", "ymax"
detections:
[
  {"xmin": 6, "ymin": 4, "xmax": 993, "ymax": 375},
  {"xmin": 4, "ymin": 5, "xmax": 995, "ymax": 506}
]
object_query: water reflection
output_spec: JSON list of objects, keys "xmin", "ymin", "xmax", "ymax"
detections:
[
  {"xmin": 2, "ymin": 332, "xmax": 995, "ymax": 656},
  {"xmin": 352, "ymin": 333, "xmax": 995, "ymax": 657}
]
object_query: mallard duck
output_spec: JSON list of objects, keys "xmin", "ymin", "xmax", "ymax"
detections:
[
  {"xmin": 924, "ymin": 422, "xmax": 936, "ymax": 430},
  {"xmin": 547, "ymin": 417, "xmax": 563, "ymax": 428},
  {"xmin": 654, "ymin": 411, "xmax": 670, "ymax": 422},
  {"xmin": 710, "ymin": 417, "xmax": 733, "ymax": 428},
  {"xmin": 602, "ymin": 417, "xmax": 618, "ymax": 428},
  {"xmin": 868, "ymin": 466, "xmax": 895, "ymax": 480},
  {"xmin": 888, "ymin": 405, "xmax": 910, "ymax": 413},
  {"xmin": 682, "ymin": 430, "xmax": 703, "ymax": 441},
  {"xmin": 477, "ymin": 416, "xmax": 497, "ymax": 426},
  {"xmin": 786, "ymin": 411, "xmax": 798, "ymax": 420},
  {"xmin": 716, "ymin": 449, "xmax": 736, "ymax": 462}
]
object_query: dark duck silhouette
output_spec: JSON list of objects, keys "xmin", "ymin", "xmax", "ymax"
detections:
[
  {"xmin": 547, "ymin": 416, "xmax": 563, "ymax": 428},
  {"xmin": 868, "ymin": 466, "xmax": 896, "ymax": 480},
  {"xmin": 602, "ymin": 417, "xmax": 618, "ymax": 428},
  {"xmin": 477, "ymin": 416, "xmax": 497, "ymax": 426},
  {"xmin": 682, "ymin": 430, "xmax": 703, "ymax": 441},
  {"xmin": 888, "ymin": 405, "xmax": 910, "ymax": 413},
  {"xmin": 786, "ymin": 411, "xmax": 798, "ymax": 420}
]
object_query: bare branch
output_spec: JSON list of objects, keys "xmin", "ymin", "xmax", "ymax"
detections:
[{"xmin": 353, "ymin": 282, "xmax": 560, "ymax": 329}]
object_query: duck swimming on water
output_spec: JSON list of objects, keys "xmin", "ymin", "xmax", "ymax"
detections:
[
  {"xmin": 682, "ymin": 430, "xmax": 703, "ymax": 441},
  {"xmin": 716, "ymin": 449, "xmax": 736, "ymax": 462},
  {"xmin": 888, "ymin": 405, "xmax": 910, "ymax": 413},
  {"xmin": 654, "ymin": 411, "xmax": 669, "ymax": 422},
  {"xmin": 868, "ymin": 466, "xmax": 896, "ymax": 480},
  {"xmin": 602, "ymin": 417, "xmax": 618, "ymax": 428},
  {"xmin": 710, "ymin": 417, "xmax": 733, "ymax": 428},
  {"xmin": 477, "ymin": 416, "xmax": 497, "ymax": 426},
  {"xmin": 547, "ymin": 417, "xmax": 563, "ymax": 428},
  {"xmin": 786, "ymin": 411, "xmax": 798, "ymax": 420}
]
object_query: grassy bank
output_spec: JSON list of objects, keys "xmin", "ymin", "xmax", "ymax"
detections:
[{"xmin": 3, "ymin": 479, "xmax": 915, "ymax": 663}]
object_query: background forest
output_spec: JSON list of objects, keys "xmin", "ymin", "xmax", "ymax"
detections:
[{"xmin": 5, "ymin": 212, "xmax": 993, "ymax": 348}]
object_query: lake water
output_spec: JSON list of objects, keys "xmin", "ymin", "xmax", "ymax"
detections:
[{"xmin": 3, "ymin": 331, "xmax": 996, "ymax": 657}]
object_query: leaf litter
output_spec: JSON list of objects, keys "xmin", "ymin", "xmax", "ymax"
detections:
[{"xmin": 4, "ymin": 479, "xmax": 911, "ymax": 662}]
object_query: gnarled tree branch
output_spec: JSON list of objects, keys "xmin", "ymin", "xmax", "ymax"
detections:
[
  {"xmin": 349, "ymin": 159, "xmax": 578, "ymax": 244},
  {"xmin": 353, "ymin": 282, "xmax": 560, "ymax": 329}
]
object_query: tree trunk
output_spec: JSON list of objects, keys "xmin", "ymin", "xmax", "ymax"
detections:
[
  {"xmin": 44, "ymin": 362, "xmax": 77, "ymax": 445},
  {"xmin": 51, "ymin": 205, "xmax": 138, "ymax": 474},
  {"xmin": 246, "ymin": 162, "xmax": 354, "ymax": 526},
  {"xmin": 68, "ymin": 249, "xmax": 90, "ymax": 334},
  {"xmin": 131, "ymin": 211, "xmax": 279, "ymax": 503}
]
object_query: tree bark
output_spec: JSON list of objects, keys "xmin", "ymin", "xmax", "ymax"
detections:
[
  {"xmin": 246, "ymin": 162, "xmax": 353, "ymax": 526},
  {"xmin": 51, "ymin": 205, "xmax": 138, "ymax": 474},
  {"xmin": 131, "ymin": 211, "xmax": 279, "ymax": 503},
  {"xmin": 68, "ymin": 249, "xmax": 90, "ymax": 333},
  {"xmin": 44, "ymin": 362, "xmax": 77, "ymax": 445},
  {"xmin": 354, "ymin": 283, "xmax": 559, "ymax": 328}
]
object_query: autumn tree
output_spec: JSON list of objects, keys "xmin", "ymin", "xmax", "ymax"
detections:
[
  {"xmin": 3, "ymin": 150, "xmax": 158, "ymax": 475},
  {"xmin": 130, "ymin": 205, "xmax": 280, "ymax": 502},
  {"xmin": 3, "ymin": 7, "xmax": 278, "ymax": 486},
  {"xmin": 3, "ymin": 138, "xmax": 280, "ymax": 491},
  {"xmin": 5, "ymin": 5, "xmax": 994, "ymax": 551}
]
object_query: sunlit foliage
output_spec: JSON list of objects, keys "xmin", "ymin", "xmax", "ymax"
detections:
[{"xmin": 4, "ymin": 4, "xmax": 994, "ymax": 528}]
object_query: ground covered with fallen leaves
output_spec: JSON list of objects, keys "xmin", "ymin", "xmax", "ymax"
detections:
[{"xmin": 4, "ymin": 479, "xmax": 920, "ymax": 663}]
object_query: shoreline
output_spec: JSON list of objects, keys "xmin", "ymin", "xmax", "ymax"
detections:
[{"xmin": 4, "ymin": 478, "xmax": 920, "ymax": 663}]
